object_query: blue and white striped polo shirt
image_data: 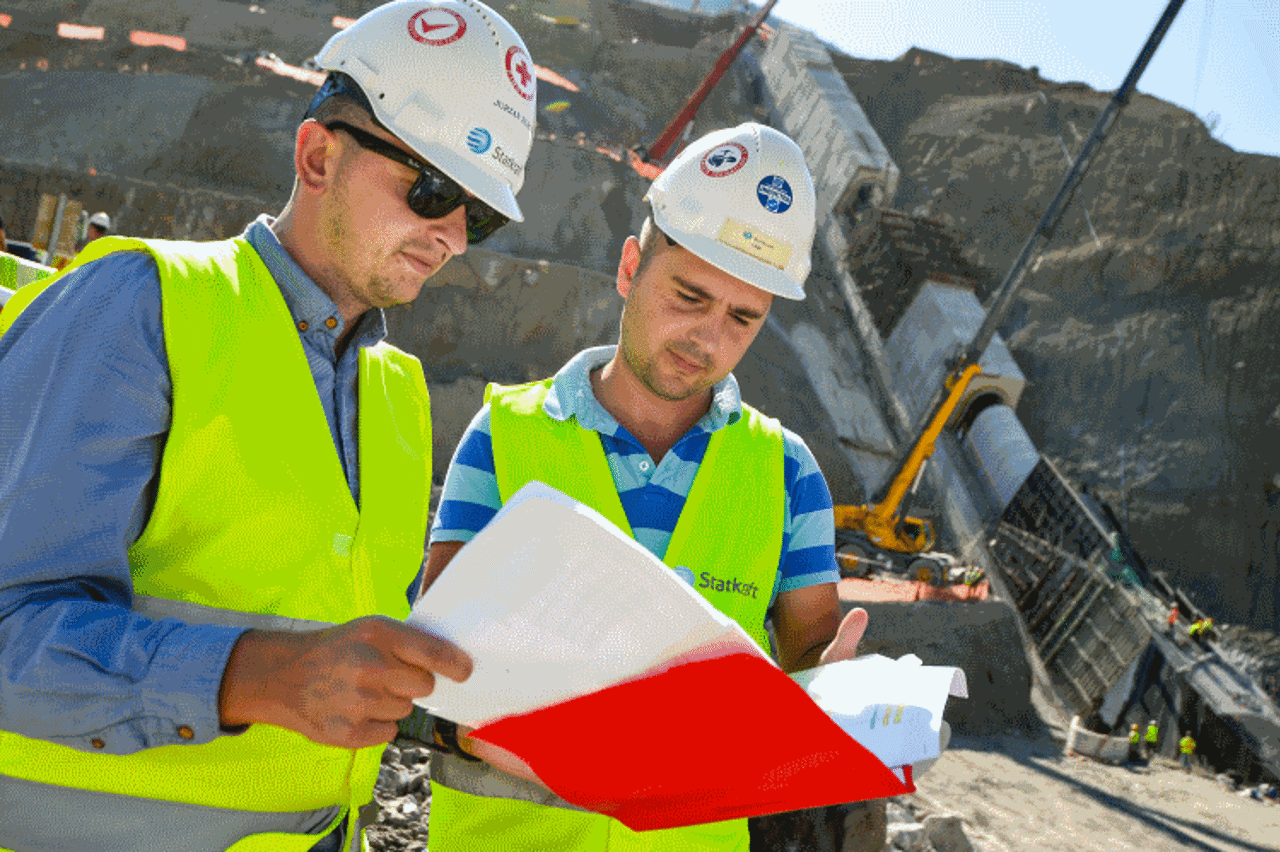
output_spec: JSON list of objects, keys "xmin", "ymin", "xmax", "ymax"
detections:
[{"xmin": 430, "ymin": 346, "xmax": 840, "ymax": 606}]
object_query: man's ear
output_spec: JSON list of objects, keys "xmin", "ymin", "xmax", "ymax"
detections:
[
  {"xmin": 617, "ymin": 235, "xmax": 641, "ymax": 299},
  {"xmin": 294, "ymin": 119, "xmax": 339, "ymax": 194}
]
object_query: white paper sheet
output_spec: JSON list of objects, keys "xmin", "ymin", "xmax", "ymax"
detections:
[
  {"xmin": 790, "ymin": 654, "xmax": 968, "ymax": 769},
  {"xmin": 408, "ymin": 481, "xmax": 766, "ymax": 726}
]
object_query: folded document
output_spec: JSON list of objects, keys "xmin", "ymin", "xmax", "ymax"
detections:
[{"xmin": 408, "ymin": 482, "xmax": 966, "ymax": 830}]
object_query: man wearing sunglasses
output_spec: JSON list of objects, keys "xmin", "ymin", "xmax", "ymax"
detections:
[{"xmin": 0, "ymin": 2, "xmax": 533, "ymax": 850}]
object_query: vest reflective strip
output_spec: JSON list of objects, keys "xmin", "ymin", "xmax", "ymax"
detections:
[
  {"xmin": 132, "ymin": 594, "xmax": 334, "ymax": 633},
  {"xmin": 0, "ymin": 772, "xmax": 340, "ymax": 852},
  {"xmin": 429, "ymin": 752, "xmax": 590, "ymax": 814}
]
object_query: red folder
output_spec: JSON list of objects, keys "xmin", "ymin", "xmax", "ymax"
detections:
[{"xmin": 471, "ymin": 652, "xmax": 913, "ymax": 832}]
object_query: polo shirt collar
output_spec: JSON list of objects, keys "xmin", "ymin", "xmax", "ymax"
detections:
[{"xmin": 544, "ymin": 345, "xmax": 743, "ymax": 434}]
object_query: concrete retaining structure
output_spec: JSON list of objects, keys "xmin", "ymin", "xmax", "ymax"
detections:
[
  {"xmin": 839, "ymin": 598, "xmax": 1039, "ymax": 736},
  {"xmin": 1064, "ymin": 715, "xmax": 1132, "ymax": 764}
]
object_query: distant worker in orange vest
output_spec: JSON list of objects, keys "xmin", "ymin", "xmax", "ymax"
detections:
[{"xmin": 1166, "ymin": 603, "xmax": 1179, "ymax": 632}]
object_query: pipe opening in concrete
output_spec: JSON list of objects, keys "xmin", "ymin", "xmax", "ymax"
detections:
[{"xmin": 955, "ymin": 391, "xmax": 1004, "ymax": 440}]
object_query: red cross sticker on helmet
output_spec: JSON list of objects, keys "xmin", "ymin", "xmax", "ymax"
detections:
[
  {"xmin": 506, "ymin": 45, "xmax": 535, "ymax": 101},
  {"xmin": 407, "ymin": 7, "xmax": 467, "ymax": 46}
]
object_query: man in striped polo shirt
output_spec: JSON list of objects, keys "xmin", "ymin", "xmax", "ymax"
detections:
[{"xmin": 418, "ymin": 123, "xmax": 880, "ymax": 851}]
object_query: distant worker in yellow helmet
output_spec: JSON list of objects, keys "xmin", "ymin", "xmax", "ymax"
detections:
[
  {"xmin": 0, "ymin": 2, "xmax": 538, "ymax": 849},
  {"xmin": 417, "ymin": 122, "xmax": 921, "ymax": 852}
]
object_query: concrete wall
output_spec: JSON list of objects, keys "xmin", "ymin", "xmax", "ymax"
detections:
[
  {"xmin": 754, "ymin": 26, "xmax": 900, "ymax": 218},
  {"xmin": 885, "ymin": 281, "xmax": 1026, "ymax": 423},
  {"xmin": 843, "ymin": 600, "xmax": 1040, "ymax": 736}
]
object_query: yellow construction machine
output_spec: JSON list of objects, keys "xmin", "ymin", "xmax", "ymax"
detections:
[{"xmin": 833, "ymin": 0, "xmax": 1184, "ymax": 585}]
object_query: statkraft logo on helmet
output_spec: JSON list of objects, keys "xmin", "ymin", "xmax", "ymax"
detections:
[
  {"xmin": 466, "ymin": 127, "xmax": 493, "ymax": 154},
  {"xmin": 312, "ymin": 0, "xmax": 537, "ymax": 224}
]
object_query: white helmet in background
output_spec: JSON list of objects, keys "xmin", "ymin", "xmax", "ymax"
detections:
[
  {"xmin": 645, "ymin": 123, "xmax": 816, "ymax": 300},
  {"xmin": 88, "ymin": 211, "xmax": 112, "ymax": 230},
  {"xmin": 313, "ymin": 0, "xmax": 537, "ymax": 222}
]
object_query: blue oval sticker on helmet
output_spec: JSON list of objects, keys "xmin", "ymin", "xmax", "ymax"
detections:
[
  {"xmin": 672, "ymin": 565, "xmax": 696, "ymax": 587},
  {"xmin": 467, "ymin": 127, "xmax": 493, "ymax": 154},
  {"xmin": 756, "ymin": 175, "xmax": 792, "ymax": 213}
]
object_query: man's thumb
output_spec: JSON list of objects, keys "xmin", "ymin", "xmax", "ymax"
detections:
[{"xmin": 819, "ymin": 606, "xmax": 869, "ymax": 665}]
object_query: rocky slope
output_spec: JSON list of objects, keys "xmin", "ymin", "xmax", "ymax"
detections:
[{"xmin": 835, "ymin": 47, "xmax": 1280, "ymax": 633}]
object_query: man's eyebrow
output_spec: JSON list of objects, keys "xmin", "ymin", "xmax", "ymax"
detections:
[{"xmin": 671, "ymin": 276, "xmax": 766, "ymax": 321}]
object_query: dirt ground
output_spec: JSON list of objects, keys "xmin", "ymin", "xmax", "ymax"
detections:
[{"xmin": 910, "ymin": 730, "xmax": 1280, "ymax": 852}]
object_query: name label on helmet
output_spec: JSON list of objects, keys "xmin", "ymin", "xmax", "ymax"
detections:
[
  {"xmin": 717, "ymin": 219, "xmax": 792, "ymax": 271},
  {"xmin": 493, "ymin": 98, "xmax": 531, "ymax": 130}
]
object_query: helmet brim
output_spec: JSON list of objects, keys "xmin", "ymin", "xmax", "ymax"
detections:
[
  {"xmin": 652, "ymin": 211, "xmax": 806, "ymax": 301},
  {"xmin": 413, "ymin": 139, "xmax": 524, "ymax": 223}
]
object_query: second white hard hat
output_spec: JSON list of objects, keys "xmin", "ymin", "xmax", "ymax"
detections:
[
  {"xmin": 312, "ymin": 0, "xmax": 536, "ymax": 222},
  {"xmin": 645, "ymin": 123, "xmax": 816, "ymax": 300},
  {"xmin": 88, "ymin": 211, "xmax": 111, "ymax": 230}
]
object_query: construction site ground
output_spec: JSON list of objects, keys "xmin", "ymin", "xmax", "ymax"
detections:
[{"xmin": 910, "ymin": 727, "xmax": 1280, "ymax": 852}]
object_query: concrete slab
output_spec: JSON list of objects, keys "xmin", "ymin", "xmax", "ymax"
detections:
[{"xmin": 842, "ymin": 599, "xmax": 1041, "ymax": 736}]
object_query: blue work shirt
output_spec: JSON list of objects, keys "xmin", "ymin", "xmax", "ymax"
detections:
[{"xmin": 0, "ymin": 215, "xmax": 386, "ymax": 755}]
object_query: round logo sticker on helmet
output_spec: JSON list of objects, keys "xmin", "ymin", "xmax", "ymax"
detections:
[
  {"xmin": 407, "ymin": 7, "xmax": 467, "ymax": 46},
  {"xmin": 672, "ymin": 565, "xmax": 696, "ymax": 587},
  {"xmin": 505, "ymin": 45, "xmax": 536, "ymax": 102},
  {"xmin": 756, "ymin": 175, "xmax": 793, "ymax": 214},
  {"xmin": 700, "ymin": 142, "xmax": 748, "ymax": 177},
  {"xmin": 466, "ymin": 127, "xmax": 493, "ymax": 154}
]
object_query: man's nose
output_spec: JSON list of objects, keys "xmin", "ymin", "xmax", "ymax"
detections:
[{"xmin": 432, "ymin": 204, "xmax": 469, "ymax": 257}]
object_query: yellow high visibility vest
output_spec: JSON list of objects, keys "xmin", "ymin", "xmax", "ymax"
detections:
[
  {"xmin": 429, "ymin": 378, "xmax": 786, "ymax": 852},
  {"xmin": 1179, "ymin": 736, "xmax": 1196, "ymax": 755},
  {"xmin": 0, "ymin": 237, "xmax": 432, "ymax": 851}
]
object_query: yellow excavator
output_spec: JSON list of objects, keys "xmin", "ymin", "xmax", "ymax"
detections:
[{"xmin": 832, "ymin": 0, "xmax": 1185, "ymax": 585}]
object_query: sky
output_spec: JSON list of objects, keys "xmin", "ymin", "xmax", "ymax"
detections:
[{"xmin": 751, "ymin": 0, "xmax": 1279, "ymax": 159}]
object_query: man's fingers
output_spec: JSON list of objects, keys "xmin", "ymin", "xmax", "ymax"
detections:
[
  {"xmin": 819, "ymin": 606, "xmax": 869, "ymax": 665},
  {"xmin": 358, "ymin": 614, "xmax": 473, "ymax": 680},
  {"xmin": 381, "ymin": 619, "xmax": 473, "ymax": 684}
]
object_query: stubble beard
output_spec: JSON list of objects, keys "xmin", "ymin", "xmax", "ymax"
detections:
[
  {"xmin": 323, "ymin": 192, "xmax": 406, "ymax": 309},
  {"xmin": 620, "ymin": 334, "xmax": 713, "ymax": 403}
]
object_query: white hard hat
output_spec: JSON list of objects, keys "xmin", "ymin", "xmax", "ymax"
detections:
[
  {"xmin": 312, "ymin": 0, "xmax": 536, "ymax": 222},
  {"xmin": 645, "ymin": 122, "xmax": 816, "ymax": 299},
  {"xmin": 88, "ymin": 212, "xmax": 111, "ymax": 230}
]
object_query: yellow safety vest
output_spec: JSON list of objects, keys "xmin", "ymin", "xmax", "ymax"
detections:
[
  {"xmin": 1179, "ymin": 736, "xmax": 1196, "ymax": 755},
  {"xmin": 1145, "ymin": 725, "xmax": 1159, "ymax": 744},
  {"xmin": 0, "ymin": 251, "xmax": 55, "ymax": 327},
  {"xmin": 1129, "ymin": 729, "xmax": 1140, "ymax": 745},
  {"xmin": 429, "ymin": 378, "xmax": 786, "ymax": 852},
  {"xmin": 0, "ymin": 237, "xmax": 432, "ymax": 851}
]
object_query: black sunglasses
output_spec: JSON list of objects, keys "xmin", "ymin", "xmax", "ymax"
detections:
[{"xmin": 324, "ymin": 121, "xmax": 509, "ymax": 245}]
